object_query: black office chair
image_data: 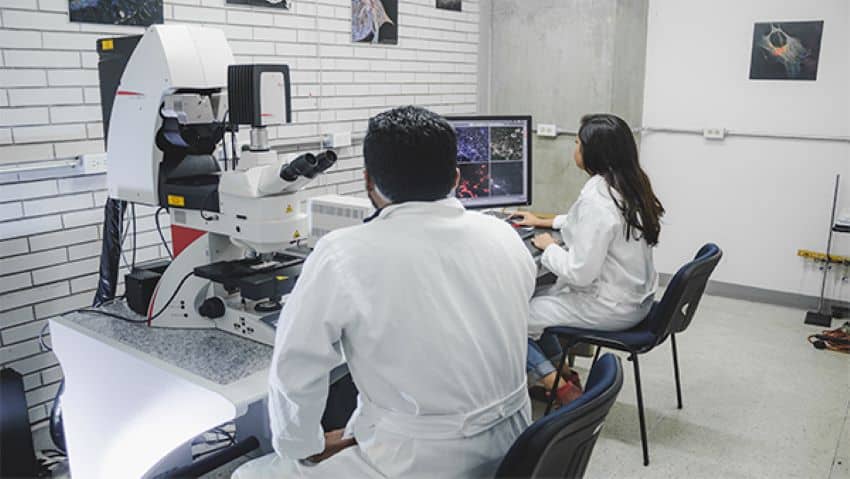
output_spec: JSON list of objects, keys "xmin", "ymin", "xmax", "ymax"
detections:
[
  {"xmin": 543, "ymin": 243, "xmax": 723, "ymax": 466},
  {"xmin": 495, "ymin": 353, "xmax": 624, "ymax": 479}
]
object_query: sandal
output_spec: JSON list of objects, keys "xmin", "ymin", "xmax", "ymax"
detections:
[
  {"xmin": 555, "ymin": 381, "xmax": 583, "ymax": 405},
  {"xmin": 528, "ymin": 380, "xmax": 583, "ymax": 407},
  {"xmin": 563, "ymin": 370, "xmax": 583, "ymax": 389}
]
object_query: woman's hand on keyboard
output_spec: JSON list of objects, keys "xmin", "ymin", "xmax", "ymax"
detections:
[{"xmin": 531, "ymin": 233, "xmax": 557, "ymax": 250}]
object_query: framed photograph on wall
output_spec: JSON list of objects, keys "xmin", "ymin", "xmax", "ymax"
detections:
[
  {"xmin": 749, "ymin": 21, "xmax": 824, "ymax": 81},
  {"xmin": 436, "ymin": 0, "xmax": 461, "ymax": 12},
  {"xmin": 69, "ymin": 0, "xmax": 163, "ymax": 26},
  {"xmin": 352, "ymin": 0, "xmax": 398, "ymax": 45},
  {"xmin": 226, "ymin": 0, "xmax": 289, "ymax": 9}
]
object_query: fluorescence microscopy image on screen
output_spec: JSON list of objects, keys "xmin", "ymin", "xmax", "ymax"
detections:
[
  {"xmin": 490, "ymin": 127, "xmax": 524, "ymax": 161},
  {"xmin": 456, "ymin": 127, "xmax": 489, "ymax": 163},
  {"xmin": 491, "ymin": 162, "xmax": 524, "ymax": 196},
  {"xmin": 457, "ymin": 163, "xmax": 490, "ymax": 199}
]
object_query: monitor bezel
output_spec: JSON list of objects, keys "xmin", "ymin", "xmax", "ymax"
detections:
[{"xmin": 445, "ymin": 115, "xmax": 533, "ymax": 209}]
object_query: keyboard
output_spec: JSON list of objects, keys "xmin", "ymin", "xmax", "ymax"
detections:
[
  {"xmin": 483, "ymin": 210, "xmax": 513, "ymax": 220},
  {"xmin": 516, "ymin": 227, "xmax": 535, "ymax": 240}
]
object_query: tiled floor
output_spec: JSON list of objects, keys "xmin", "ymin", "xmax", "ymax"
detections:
[
  {"xmin": 575, "ymin": 294, "xmax": 850, "ymax": 479},
  {"xmin": 38, "ymin": 294, "xmax": 849, "ymax": 478}
]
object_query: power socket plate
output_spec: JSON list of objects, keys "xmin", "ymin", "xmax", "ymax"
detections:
[
  {"xmin": 537, "ymin": 124, "xmax": 558, "ymax": 137},
  {"xmin": 80, "ymin": 153, "xmax": 107, "ymax": 174},
  {"xmin": 703, "ymin": 128, "xmax": 726, "ymax": 140}
]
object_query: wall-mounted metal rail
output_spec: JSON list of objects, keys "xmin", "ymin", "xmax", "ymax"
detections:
[
  {"xmin": 535, "ymin": 124, "xmax": 850, "ymax": 143},
  {"xmin": 641, "ymin": 126, "xmax": 850, "ymax": 143},
  {"xmin": 0, "ymin": 159, "xmax": 80, "ymax": 175}
]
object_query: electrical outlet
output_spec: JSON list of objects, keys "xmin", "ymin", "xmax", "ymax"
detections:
[
  {"xmin": 79, "ymin": 153, "xmax": 107, "ymax": 174},
  {"xmin": 537, "ymin": 124, "xmax": 558, "ymax": 137},
  {"xmin": 703, "ymin": 128, "xmax": 726, "ymax": 140},
  {"xmin": 322, "ymin": 131, "xmax": 352, "ymax": 148}
]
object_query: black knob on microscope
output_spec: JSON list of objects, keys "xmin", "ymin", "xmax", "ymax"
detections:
[{"xmin": 199, "ymin": 297, "xmax": 226, "ymax": 319}]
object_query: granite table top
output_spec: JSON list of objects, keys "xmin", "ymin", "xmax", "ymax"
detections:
[{"xmin": 59, "ymin": 300, "xmax": 272, "ymax": 386}]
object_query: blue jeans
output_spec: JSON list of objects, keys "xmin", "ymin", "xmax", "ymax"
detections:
[{"xmin": 527, "ymin": 333, "xmax": 564, "ymax": 382}]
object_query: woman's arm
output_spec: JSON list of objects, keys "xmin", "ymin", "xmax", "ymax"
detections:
[
  {"xmin": 540, "ymin": 207, "xmax": 616, "ymax": 288},
  {"xmin": 511, "ymin": 212, "xmax": 555, "ymax": 229}
]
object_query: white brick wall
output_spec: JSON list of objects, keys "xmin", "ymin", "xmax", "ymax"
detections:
[{"xmin": 0, "ymin": 0, "xmax": 480, "ymax": 428}]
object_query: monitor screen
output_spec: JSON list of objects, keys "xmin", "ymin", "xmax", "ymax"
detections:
[{"xmin": 446, "ymin": 116, "xmax": 532, "ymax": 209}]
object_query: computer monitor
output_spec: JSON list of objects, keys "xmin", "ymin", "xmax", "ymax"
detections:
[{"xmin": 445, "ymin": 115, "xmax": 532, "ymax": 209}]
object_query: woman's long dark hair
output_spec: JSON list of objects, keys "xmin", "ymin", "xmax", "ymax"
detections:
[{"xmin": 578, "ymin": 114, "xmax": 664, "ymax": 246}]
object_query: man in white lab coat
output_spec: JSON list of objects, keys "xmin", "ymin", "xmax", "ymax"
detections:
[{"xmin": 233, "ymin": 106, "xmax": 538, "ymax": 478}]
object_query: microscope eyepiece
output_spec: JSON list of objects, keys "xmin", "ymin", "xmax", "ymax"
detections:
[
  {"xmin": 280, "ymin": 153, "xmax": 318, "ymax": 181},
  {"xmin": 315, "ymin": 150, "xmax": 338, "ymax": 173}
]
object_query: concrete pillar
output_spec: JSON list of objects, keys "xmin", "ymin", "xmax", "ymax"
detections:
[{"xmin": 480, "ymin": 0, "xmax": 648, "ymax": 213}]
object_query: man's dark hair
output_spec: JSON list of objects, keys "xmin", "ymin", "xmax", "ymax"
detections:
[{"xmin": 363, "ymin": 106, "xmax": 457, "ymax": 202}]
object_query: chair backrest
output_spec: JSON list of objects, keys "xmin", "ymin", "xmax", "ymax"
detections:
[
  {"xmin": 646, "ymin": 243, "xmax": 723, "ymax": 339},
  {"xmin": 495, "ymin": 354, "xmax": 624, "ymax": 479}
]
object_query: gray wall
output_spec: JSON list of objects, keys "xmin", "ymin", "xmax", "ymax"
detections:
[{"xmin": 480, "ymin": 0, "xmax": 648, "ymax": 214}]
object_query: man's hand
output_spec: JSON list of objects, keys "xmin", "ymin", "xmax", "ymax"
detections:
[
  {"xmin": 532, "ymin": 233, "xmax": 557, "ymax": 250},
  {"xmin": 305, "ymin": 429, "xmax": 357, "ymax": 464}
]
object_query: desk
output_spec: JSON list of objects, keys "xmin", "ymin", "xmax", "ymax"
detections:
[
  {"xmin": 50, "ymin": 229, "xmax": 560, "ymax": 478},
  {"xmin": 50, "ymin": 301, "xmax": 347, "ymax": 479},
  {"xmin": 525, "ymin": 227, "xmax": 562, "ymax": 286}
]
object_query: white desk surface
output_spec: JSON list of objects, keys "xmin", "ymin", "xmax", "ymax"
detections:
[{"xmin": 54, "ymin": 301, "xmax": 273, "ymax": 409}]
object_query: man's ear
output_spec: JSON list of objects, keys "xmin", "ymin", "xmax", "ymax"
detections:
[{"xmin": 364, "ymin": 170, "xmax": 374, "ymax": 191}]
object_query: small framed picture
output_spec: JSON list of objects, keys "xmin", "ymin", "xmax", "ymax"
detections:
[
  {"xmin": 749, "ymin": 21, "xmax": 824, "ymax": 81},
  {"xmin": 436, "ymin": 0, "xmax": 461, "ymax": 12},
  {"xmin": 69, "ymin": 0, "xmax": 163, "ymax": 26},
  {"xmin": 227, "ymin": 0, "xmax": 289, "ymax": 9},
  {"xmin": 352, "ymin": 0, "xmax": 398, "ymax": 45}
]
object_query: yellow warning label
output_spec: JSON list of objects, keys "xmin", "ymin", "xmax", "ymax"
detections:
[
  {"xmin": 167, "ymin": 195, "xmax": 185, "ymax": 207},
  {"xmin": 276, "ymin": 275, "xmax": 289, "ymax": 281},
  {"xmin": 293, "ymin": 230, "xmax": 301, "ymax": 239},
  {"xmin": 285, "ymin": 204, "xmax": 294, "ymax": 214},
  {"xmin": 102, "ymin": 39, "xmax": 114, "ymax": 51}
]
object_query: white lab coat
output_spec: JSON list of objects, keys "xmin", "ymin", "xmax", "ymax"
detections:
[
  {"xmin": 528, "ymin": 175, "xmax": 658, "ymax": 339},
  {"xmin": 233, "ymin": 198, "xmax": 538, "ymax": 479}
]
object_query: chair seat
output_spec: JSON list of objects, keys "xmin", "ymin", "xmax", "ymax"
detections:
[{"xmin": 546, "ymin": 324, "xmax": 658, "ymax": 352}]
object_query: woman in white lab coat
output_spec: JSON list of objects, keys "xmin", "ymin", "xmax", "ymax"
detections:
[{"xmin": 514, "ymin": 114, "xmax": 665, "ymax": 404}]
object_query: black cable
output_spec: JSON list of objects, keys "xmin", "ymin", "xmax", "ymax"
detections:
[
  {"xmin": 40, "ymin": 449, "xmax": 66, "ymax": 458},
  {"xmin": 199, "ymin": 189, "xmax": 218, "ymax": 221},
  {"xmin": 130, "ymin": 203, "xmax": 137, "ymax": 270},
  {"xmin": 149, "ymin": 272, "xmax": 194, "ymax": 322},
  {"xmin": 212, "ymin": 427, "xmax": 236, "ymax": 446},
  {"xmin": 61, "ymin": 275, "xmax": 192, "ymax": 325},
  {"xmin": 155, "ymin": 207, "xmax": 173, "ymax": 259},
  {"xmin": 92, "ymin": 294, "xmax": 126, "ymax": 309},
  {"xmin": 39, "ymin": 322, "xmax": 51, "ymax": 351},
  {"xmin": 230, "ymin": 121, "xmax": 239, "ymax": 170},
  {"xmin": 159, "ymin": 437, "xmax": 259, "ymax": 478},
  {"xmin": 68, "ymin": 308, "xmax": 150, "ymax": 324},
  {"xmin": 194, "ymin": 428, "xmax": 235, "ymax": 448},
  {"xmin": 190, "ymin": 426, "xmax": 238, "ymax": 460},
  {"xmin": 119, "ymin": 201, "xmax": 132, "ymax": 270},
  {"xmin": 222, "ymin": 110, "xmax": 230, "ymax": 172}
]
